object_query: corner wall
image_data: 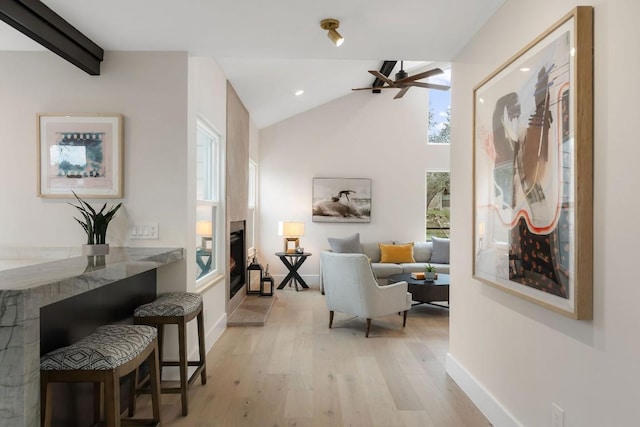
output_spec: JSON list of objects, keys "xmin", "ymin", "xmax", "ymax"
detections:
[
  {"xmin": 259, "ymin": 88, "xmax": 449, "ymax": 283},
  {"xmin": 449, "ymin": 1, "xmax": 640, "ymax": 425}
]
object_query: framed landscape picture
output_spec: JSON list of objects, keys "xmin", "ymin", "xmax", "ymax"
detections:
[
  {"xmin": 472, "ymin": 7, "xmax": 593, "ymax": 319},
  {"xmin": 37, "ymin": 113, "xmax": 123, "ymax": 198},
  {"xmin": 312, "ymin": 178, "xmax": 371, "ymax": 223}
]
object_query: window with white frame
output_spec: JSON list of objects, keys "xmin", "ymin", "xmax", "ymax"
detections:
[
  {"xmin": 426, "ymin": 171, "xmax": 450, "ymax": 240},
  {"xmin": 196, "ymin": 119, "xmax": 223, "ymax": 281},
  {"xmin": 247, "ymin": 159, "xmax": 257, "ymax": 256},
  {"xmin": 427, "ymin": 67, "xmax": 451, "ymax": 144}
]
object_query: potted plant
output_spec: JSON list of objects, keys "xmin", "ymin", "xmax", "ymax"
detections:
[
  {"xmin": 69, "ymin": 191, "xmax": 122, "ymax": 255},
  {"xmin": 424, "ymin": 263, "xmax": 437, "ymax": 281}
]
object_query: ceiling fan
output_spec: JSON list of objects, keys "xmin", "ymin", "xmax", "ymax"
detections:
[{"xmin": 352, "ymin": 61, "xmax": 450, "ymax": 99}]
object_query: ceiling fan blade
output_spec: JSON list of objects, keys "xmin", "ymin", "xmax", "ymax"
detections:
[
  {"xmin": 394, "ymin": 87, "xmax": 410, "ymax": 99},
  {"xmin": 352, "ymin": 86, "xmax": 397, "ymax": 91},
  {"xmin": 368, "ymin": 70, "xmax": 396, "ymax": 86},
  {"xmin": 395, "ymin": 68, "xmax": 444, "ymax": 84},
  {"xmin": 408, "ymin": 82, "xmax": 451, "ymax": 91}
]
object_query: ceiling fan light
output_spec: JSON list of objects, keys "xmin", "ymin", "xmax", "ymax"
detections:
[{"xmin": 327, "ymin": 29, "xmax": 344, "ymax": 46}]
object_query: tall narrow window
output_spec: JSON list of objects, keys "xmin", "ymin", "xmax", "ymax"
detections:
[
  {"xmin": 196, "ymin": 119, "xmax": 222, "ymax": 281},
  {"xmin": 426, "ymin": 171, "xmax": 450, "ymax": 240},
  {"xmin": 247, "ymin": 159, "xmax": 257, "ymax": 256},
  {"xmin": 428, "ymin": 88, "xmax": 451, "ymax": 144}
]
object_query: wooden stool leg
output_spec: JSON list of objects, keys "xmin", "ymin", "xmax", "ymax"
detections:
[
  {"xmin": 127, "ymin": 369, "xmax": 137, "ymax": 417},
  {"xmin": 178, "ymin": 319, "xmax": 189, "ymax": 416},
  {"xmin": 104, "ymin": 371, "xmax": 121, "ymax": 427},
  {"xmin": 148, "ymin": 339, "xmax": 162, "ymax": 424},
  {"xmin": 157, "ymin": 324, "xmax": 165, "ymax": 379},
  {"xmin": 197, "ymin": 309, "xmax": 207, "ymax": 385},
  {"xmin": 40, "ymin": 372, "xmax": 52, "ymax": 427},
  {"xmin": 94, "ymin": 382, "xmax": 102, "ymax": 424}
]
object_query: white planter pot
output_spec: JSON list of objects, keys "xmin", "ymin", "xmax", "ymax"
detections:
[
  {"xmin": 424, "ymin": 271, "xmax": 437, "ymax": 281},
  {"xmin": 82, "ymin": 244, "xmax": 110, "ymax": 256}
]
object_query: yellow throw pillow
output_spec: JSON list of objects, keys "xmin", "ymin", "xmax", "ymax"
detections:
[{"xmin": 378, "ymin": 242, "xmax": 415, "ymax": 263}]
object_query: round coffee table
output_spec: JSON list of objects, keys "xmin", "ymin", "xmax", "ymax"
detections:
[{"xmin": 387, "ymin": 272, "xmax": 450, "ymax": 308}]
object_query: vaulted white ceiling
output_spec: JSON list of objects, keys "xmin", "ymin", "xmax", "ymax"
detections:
[{"xmin": 0, "ymin": 0, "xmax": 505, "ymax": 128}]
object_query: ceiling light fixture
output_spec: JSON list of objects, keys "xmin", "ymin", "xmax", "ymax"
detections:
[
  {"xmin": 320, "ymin": 18, "xmax": 344, "ymax": 47},
  {"xmin": 295, "ymin": 90, "xmax": 304, "ymax": 96}
]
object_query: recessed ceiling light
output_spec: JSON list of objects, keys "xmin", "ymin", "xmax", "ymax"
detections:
[
  {"xmin": 295, "ymin": 90, "xmax": 304, "ymax": 96},
  {"xmin": 520, "ymin": 67, "xmax": 530, "ymax": 72}
]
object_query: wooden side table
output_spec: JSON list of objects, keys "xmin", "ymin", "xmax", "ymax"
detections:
[{"xmin": 275, "ymin": 252, "xmax": 311, "ymax": 291}]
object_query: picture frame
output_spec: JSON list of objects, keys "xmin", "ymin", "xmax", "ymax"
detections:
[
  {"xmin": 472, "ymin": 7, "xmax": 593, "ymax": 319},
  {"xmin": 37, "ymin": 113, "xmax": 124, "ymax": 198},
  {"xmin": 312, "ymin": 178, "xmax": 371, "ymax": 223}
]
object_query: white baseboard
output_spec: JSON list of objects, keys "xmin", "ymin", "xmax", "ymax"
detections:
[{"xmin": 445, "ymin": 353, "xmax": 522, "ymax": 427}]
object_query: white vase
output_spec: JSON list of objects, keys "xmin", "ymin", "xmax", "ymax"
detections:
[
  {"xmin": 82, "ymin": 244, "xmax": 110, "ymax": 256},
  {"xmin": 424, "ymin": 271, "xmax": 437, "ymax": 281}
]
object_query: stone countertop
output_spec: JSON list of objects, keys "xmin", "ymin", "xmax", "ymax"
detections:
[
  {"xmin": 0, "ymin": 246, "xmax": 184, "ymax": 427},
  {"xmin": 0, "ymin": 246, "xmax": 184, "ymax": 291}
]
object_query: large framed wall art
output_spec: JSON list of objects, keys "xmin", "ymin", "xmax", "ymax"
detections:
[
  {"xmin": 312, "ymin": 177, "xmax": 371, "ymax": 223},
  {"xmin": 37, "ymin": 113, "xmax": 124, "ymax": 198},
  {"xmin": 472, "ymin": 7, "xmax": 593, "ymax": 319}
]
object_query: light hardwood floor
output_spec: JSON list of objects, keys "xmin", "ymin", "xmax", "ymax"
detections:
[{"xmin": 134, "ymin": 287, "xmax": 492, "ymax": 427}]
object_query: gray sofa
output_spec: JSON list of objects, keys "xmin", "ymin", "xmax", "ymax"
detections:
[{"xmin": 361, "ymin": 239, "xmax": 450, "ymax": 285}]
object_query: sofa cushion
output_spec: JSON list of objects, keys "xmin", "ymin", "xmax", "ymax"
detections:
[
  {"xmin": 400, "ymin": 262, "xmax": 450, "ymax": 274},
  {"xmin": 430, "ymin": 237, "xmax": 450, "ymax": 264},
  {"xmin": 371, "ymin": 262, "xmax": 403, "ymax": 278},
  {"xmin": 413, "ymin": 241, "xmax": 433, "ymax": 262},
  {"xmin": 327, "ymin": 233, "xmax": 361, "ymax": 253},
  {"xmin": 379, "ymin": 243, "xmax": 415, "ymax": 263},
  {"xmin": 361, "ymin": 241, "xmax": 392, "ymax": 263}
]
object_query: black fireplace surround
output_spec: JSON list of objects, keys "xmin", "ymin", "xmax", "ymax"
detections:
[{"xmin": 229, "ymin": 220, "xmax": 246, "ymax": 298}]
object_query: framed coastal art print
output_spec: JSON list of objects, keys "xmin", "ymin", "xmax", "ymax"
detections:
[
  {"xmin": 37, "ymin": 113, "xmax": 123, "ymax": 198},
  {"xmin": 472, "ymin": 7, "xmax": 593, "ymax": 319},
  {"xmin": 312, "ymin": 178, "xmax": 371, "ymax": 223}
]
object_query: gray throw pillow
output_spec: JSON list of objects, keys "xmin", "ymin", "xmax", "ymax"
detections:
[
  {"xmin": 328, "ymin": 233, "xmax": 361, "ymax": 253},
  {"xmin": 430, "ymin": 237, "xmax": 450, "ymax": 264}
]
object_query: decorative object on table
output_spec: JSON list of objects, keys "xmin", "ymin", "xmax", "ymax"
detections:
[
  {"xmin": 278, "ymin": 221, "xmax": 305, "ymax": 253},
  {"xmin": 246, "ymin": 260, "xmax": 263, "ymax": 295},
  {"xmin": 69, "ymin": 191, "xmax": 122, "ymax": 256},
  {"xmin": 295, "ymin": 247, "xmax": 304, "ymax": 254},
  {"xmin": 411, "ymin": 271, "xmax": 426, "ymax": 280},
  {"xmin": 312, "ymin": 177, "xmax": 371, "ymax": 223},
  {"xmin": 37, "ymin": 113, "xmax": 124, "ymax": 198},
  {"xmin": 196, "ymin": 221, "xmax": 213, "ymax": 250},
  {"xmin": 260, "ymin": 264, "xmax": 274, "ymax": 296},
  {"xmin": 424, "ymin": 263, "xmax": 437, "ymax": 281},
  {"xmin": 472, "ymin": 6, "xmax": 593, "ymax": 320}
]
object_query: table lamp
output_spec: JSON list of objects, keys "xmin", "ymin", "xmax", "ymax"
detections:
[
  {"xmin": 196, "ymin": 220, "xmax": 213, "ymax": 250},
  {"xmin": 278, "ymin": 221, "xmax": 304, "ymax": 253}
]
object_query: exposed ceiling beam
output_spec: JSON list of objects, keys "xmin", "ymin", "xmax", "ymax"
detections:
[
  {"xmin": 372, "ymin": 60, "xmax": 397, "ymax": 93},
  {"xmin": 0, "ymin": 0, "xmax": 103, "ymax": 75}
]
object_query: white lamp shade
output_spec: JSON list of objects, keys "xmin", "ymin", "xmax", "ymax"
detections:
[
  {"xmin": 278, "ymin": 221, "xmax": 305, "ymax": 237},
  {"xmin": 196, "ymin": 221, "xmax": 213, "ymax": 236}
]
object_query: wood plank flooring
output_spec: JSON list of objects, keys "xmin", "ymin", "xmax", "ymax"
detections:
[{"xmin": 132, "ymin": 287, "xmax": 492, "ymax": 427}]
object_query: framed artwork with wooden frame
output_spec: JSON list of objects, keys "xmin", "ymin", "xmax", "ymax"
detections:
[
  {"xmin": 37, "ymin": 113, "xmax": 124, "ymax": 198},
  {"xmin": 472, "ymin": 7, "xmax": 593, "ymax": 319}
]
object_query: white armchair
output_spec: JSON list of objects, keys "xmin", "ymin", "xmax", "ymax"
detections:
[{"xmin": 320, "ymin": 251, "xmax": 412, "ymax": 337}]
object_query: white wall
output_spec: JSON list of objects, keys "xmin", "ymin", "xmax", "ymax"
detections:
[
  {"xmin": 187, "ymin": 56, "xmax": 230, "ymax": 351},
  {"xmin": 259, "ymin": 88, "xmax": 449, "ymax": 283},
  {"xmin": 0, "ymin": 51, "xmax": 188, "ymax": 251},
  {"xmin": 0, "ymin": 51, "xmax": 231, "ymax": 358},
  {"xmin": 448, "ymin": 1, "xmax": 640, "ymax": 426}
]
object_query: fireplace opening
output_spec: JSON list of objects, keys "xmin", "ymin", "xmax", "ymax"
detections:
[{"xmin": 229, "ymin": 220, "xmax": 246, "ymax": 299}]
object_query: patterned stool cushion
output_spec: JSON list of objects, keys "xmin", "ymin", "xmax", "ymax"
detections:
[
  {"xmin": 134, "ymin": 292, "xmax": 202, "ymax": 317},
  {"xmin": 41, "ymin": 325, "xmax": 156, "ymax": 371}
]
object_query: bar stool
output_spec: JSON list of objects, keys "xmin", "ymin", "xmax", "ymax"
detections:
[
  {"xmin": 132, "ymin": 292, "xmax": 207, "ymax": 416},
  {"xmin": 40, "ymin": 324, "xmax": 161, "ymax": 427}
]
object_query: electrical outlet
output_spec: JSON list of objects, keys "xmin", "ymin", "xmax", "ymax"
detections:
[
  {"xmin": 552, "ymin": 403, "xmax": 564, "ymax": 427},
  {"xmin": 129, "ymin": 222, "xmax": 159, "ymax": 239}
]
